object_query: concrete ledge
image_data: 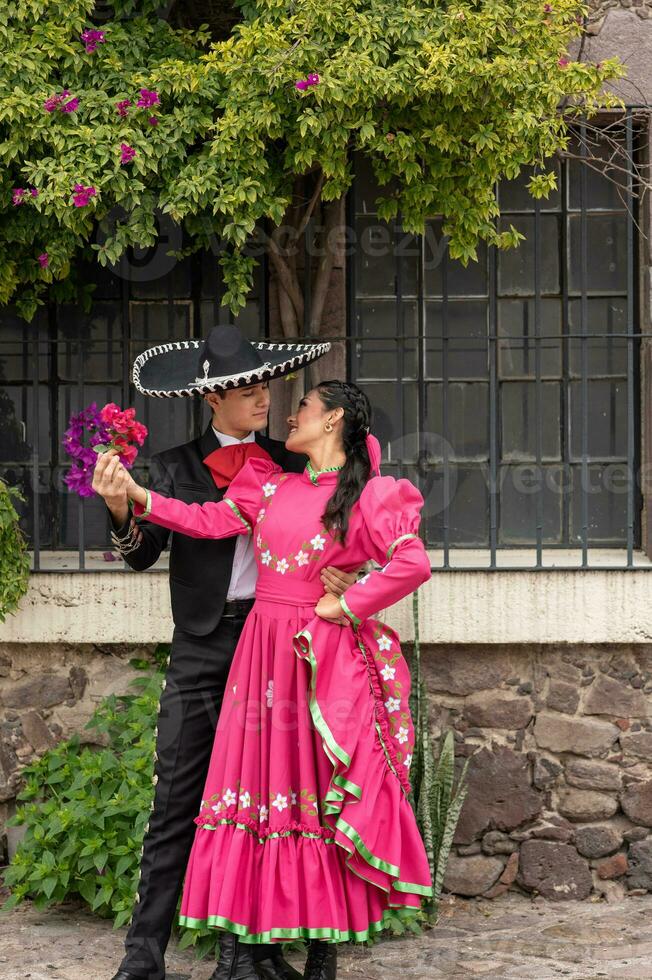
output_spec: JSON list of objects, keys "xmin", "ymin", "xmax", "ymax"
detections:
[{"xmin": 3, "ymin": 559, "xmax": 652, "ymax": 644}]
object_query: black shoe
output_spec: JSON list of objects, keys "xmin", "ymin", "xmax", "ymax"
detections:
[
  {"xmin": 303, "ymin": 940, "xmax": 337, "ymax": 980},
  {"xmin": 254, "ymin": 951, "xmax": 303, "ymax": 980},
  {"xmin": 110, "ymin": 973, "xmax": 162, "ymax": 980},
  {"xmin": 208, "ymin": 931, "xmax": 259, "ymax": 980}
]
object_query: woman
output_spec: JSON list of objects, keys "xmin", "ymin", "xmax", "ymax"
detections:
[{"xmin": 102, "ymin": 379, "xmax": 432, "ymax": 979}]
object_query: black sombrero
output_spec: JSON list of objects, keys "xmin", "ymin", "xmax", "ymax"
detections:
[{"xmin": 132, "ymin": 325, "xmax": 331, "ymax": 398}]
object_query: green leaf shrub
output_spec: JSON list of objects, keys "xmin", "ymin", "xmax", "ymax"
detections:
[{"xmin": 0, "ymin": 478, "xmax": 30, "ymax": 623}]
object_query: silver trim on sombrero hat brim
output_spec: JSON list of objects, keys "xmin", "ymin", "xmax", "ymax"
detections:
[{"xmin": 132, "ymin": 339, "xmax": 331, "ymax": 398}]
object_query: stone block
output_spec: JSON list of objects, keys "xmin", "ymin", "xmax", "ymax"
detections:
[
  {"xmin": 534, "ymin": 712, "xmax": 619, "ymax": 757},
  {"xmin": 565, "ymin": 758, "xmax": 623, "ymax": 792},
  {"xmin": 464, "ymin": 693, "xmax": 533, "ymax": 730},
  {"xmin": 574, "ymin": 824, "xmax": 623, "ymax": 859},
  {"xmin": 443, "ymin": 853, "xmax": 504, "ymax": 897},
  {"xmin": 583, "ymin": 674, "xmax": 651, "ymax": 718},
  {"xmin": 621, "ymin": 780, "xmax": 652, "ymax": 827},
  {"xmin": 517, "ymin": 840, "xmax": 592, "ymax": 900},
  {"xmin": 557, "ymin": 789, "xmax": 618, "ymax": 823}
]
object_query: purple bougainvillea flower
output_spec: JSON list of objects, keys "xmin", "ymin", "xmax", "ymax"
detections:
[
  {"xmin": 295, "ymin": 79, "xmax": 308, "ymax": 91},
  {"xmin": 544, "ymin": 3, "xmax": 553, "ymax": 11},
  {"xmin": 136, "ymin": 88, "xmax": 159, "ymax": 108},
  {"xmin": 30, "ymin": 188, "xmax": 39, "ymax": 197},
  {"xmin": 61, "ymin": 97, "xmax": 80, "ymax": 113},
  {"xmin": 148, "ymin": 115, "xmax": 158, "ymax": 126},
  {"xmin": 12, "ymin": 188, "xmax": 26, "ymax": 206},
  {"xmin": 120, "ymin": 143, "xmax": 137, "ymax": 165},
  {"xmin": 44, "ymin": 90, "xmax": 76, "ymax": 113},
  {"xmin": 72, "ymin": 183, "xmax": 97, "ymax": 207},
  {"xmin": 307, "ymin": 72, "xmax": 320, "ymax": 85},
  {"xmin": 116, "ymin": 99, "xmax": 132, "ymax": 118},
  {"xmin": 38, "ymin": 253, "xmax": 49, "ymax": 268},
  {"xmin": 81, "ymin": 29, "xmax": 105, "ymax": 54},
  {"xmin": 558, "ymin": 57, "xmax": 570, "ymax": 67}
]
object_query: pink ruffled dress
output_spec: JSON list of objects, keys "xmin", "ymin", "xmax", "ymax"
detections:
[{"xmin": 132, "ymin": 456, "xmax": 433, "ymax": 944}]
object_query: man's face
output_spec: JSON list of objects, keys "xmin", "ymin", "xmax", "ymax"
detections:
[{"xmin": 206, "ymin": 382, "xmax": 270, "ymax": 435}]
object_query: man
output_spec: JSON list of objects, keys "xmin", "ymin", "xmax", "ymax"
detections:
[{"xmin": 95, "ymin": 326, "xmax": 361, "ymax": 980}]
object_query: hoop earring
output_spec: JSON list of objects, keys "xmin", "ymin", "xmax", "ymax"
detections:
[{"xmin": 324, "ymin": 423, "xmax": 333, "ymax": 432}]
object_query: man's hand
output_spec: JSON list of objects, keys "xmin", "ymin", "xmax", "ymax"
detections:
[
  {"xmin": 92, "ymin": 449, "xmax": 139, "ymax": 519},
  {"xmin": 315, "ymin": 593, "xmax": 347, "ymax": 625},
  {"xmin": 320, "ymin": 564, "xmax": 365, "ymax": 598}
]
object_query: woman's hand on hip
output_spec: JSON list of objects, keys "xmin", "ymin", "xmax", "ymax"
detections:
[{"xmin": 315, "ymin": 593, "xmax": 348, "ymax": 626}]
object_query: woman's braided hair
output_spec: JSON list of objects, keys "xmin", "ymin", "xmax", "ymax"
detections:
[{"xmin": 316, "ymin": 380, "xmax": 372, "ymax": 545}]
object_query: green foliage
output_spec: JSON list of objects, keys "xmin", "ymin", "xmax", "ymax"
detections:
[
  {"xmin": 1, "ymin": 0, "xmax": 623, "ymax": 320},
  {"xmin": 409, "ymin": 590, "xmax": 468, "ymax": 918},
  {"xmin": 0, "ymin": 478, "xmax": 30, "ymax": 623}
]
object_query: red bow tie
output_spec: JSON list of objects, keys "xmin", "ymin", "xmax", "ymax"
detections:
[{"xmin": 203, "ymin": 441, "xmax": 273, "ymax": 489}]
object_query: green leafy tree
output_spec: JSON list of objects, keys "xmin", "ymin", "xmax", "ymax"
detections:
[
  {"xmin": 0, "ymin": 478, "xmax": 30, "ymax": 622},
  {"xmin": 1, "ymin": 0, "xmax": 622, "ymax": 328}
]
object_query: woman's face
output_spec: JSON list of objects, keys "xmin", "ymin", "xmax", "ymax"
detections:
[{"xmin": 286, "ymin": 389, "xmax": 341, "ymax": 453}]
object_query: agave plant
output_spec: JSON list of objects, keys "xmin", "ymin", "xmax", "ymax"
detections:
[{"xmin": 408, "ymin": 590, "xmax": 469, "ymax": 919}]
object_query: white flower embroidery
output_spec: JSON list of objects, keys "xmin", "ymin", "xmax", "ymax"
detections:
[
  {"xmin": 265, "ymin": 680, "xmax": 274, "ymax": 708},
  {"xmin": 405, "ymin": 753, "xmax": 412, "ymax": 769},
  {"xmin": 256, "ymin": 508, "xmax": 266, "ymax": 524},
  {"xmin": 259, "ymin": 804, "xmax": 269, "ymax": 822},
  {"xmin": 310, "ymin": 533, "xmax": 326, "ymax": 551},
  {"xmin": 261, "ymin": 550, "xmax": 272, "ymax": 566},
  {"xmin": 358, "ymin": 573, "xmax": 371, "ymax": 585},
  {"xmin": 211, "ymin": 803, "xmax": 221, "ymax": 814},
  {"xmin": 377, "ymin": 634, "xmax": 393, "ymax": 652},
  {"xmin": 262, "ymin": 482, "xmax": 277, "ymax": 498},
  {"xmin": 239, "ymin": 790, "xmax": 251, "ymax": 808},
  {"xmin": 271, "ymin": 793, "xmax": 288, "ymax": 812},
  {"xmin": 291, "ymin": 791, "xmax": 297, "ymax": 805},
  {"xmin": 380, "ymin": 664, "xmax": 396, "ymax": 681},
  {"xmin": 276, "ymin": 557, "xmax": 289, "ymax": 574},
  {"xmin": 222, "ymin": 788, "xmax": 237, "ymax": 807},
  {"xmin": 397, "ymin": 726, "xmax": 409, "ymax": 744},
  {"xmin": 385, "ymin": 696, "xmax": 401, "ymax": 713},
  {"xmin": 295, "ymin": 549, "xmax": 309, "ymax": 566}
]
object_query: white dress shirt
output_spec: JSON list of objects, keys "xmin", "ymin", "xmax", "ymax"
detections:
[{"xmin": 211, "ymin": 425, "xmax": 258, "ymax": 601}]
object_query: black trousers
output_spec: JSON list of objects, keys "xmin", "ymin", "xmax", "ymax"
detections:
[{"xmin": 119, "ymin": 603, "xmax": 271, "ymax": 979}]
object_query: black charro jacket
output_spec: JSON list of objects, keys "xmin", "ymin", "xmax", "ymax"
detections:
[{"xmin": 109, "ymin": 422, "xmax": 308, "ymax": 636}]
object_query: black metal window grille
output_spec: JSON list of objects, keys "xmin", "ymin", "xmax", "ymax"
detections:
[{"xmin": 349, "ymin": 112, "xmax": 645, "ymax": 569}]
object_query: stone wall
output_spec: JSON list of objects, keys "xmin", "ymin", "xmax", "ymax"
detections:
[
  {"xmin": 0, "ymin": 642, "xmax": 157, "ymax": 862},
  {"xmin": 4, "ymin": 641, "xmax": 652, "ymax": 902},
  {"xmin": 431, "ymin": 644, "xmax": 652, "ymax": 901}
]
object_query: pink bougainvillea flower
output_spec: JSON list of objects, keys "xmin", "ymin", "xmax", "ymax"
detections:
[
  {"xmin": 543, "ymin": 3, "xmax": 553, "ymax": 11},
  {"xmin": 12, "ymin": 188, "xmax": 27, "ymax": 206},
  {"xmin": 72, "ymin": 183, "xmax": 97, "ymax": 207},
  {"xmin": 148, "ymin": 115, "xmax": 159, "ymax": 126},
  {"xmin": 557, "ymin": 57, "xmax": 570, "ymax": 68},
  {"xmin": 44, "ymin": 89, "xmax": 72, "ymax": 113},
  {"xmin": 38, "ymin": 253, "xmax": 49, "ymax": 268},
  {"xmin": 295, "ymin": 73, "xmax": 320, "ymax": 92},
  {"xmin": 61, "ymin": 97, "xmax": 80, "ymax": 113},
  {"xmin": 81, "ymin": 29, "xmax": 105, "ymax": 54},
  {"xmin": 30, "ymin": 188, "xmax": 39, "ymax": 197},
  {"xmin": 295, "ymin": 79, "xmax": 308, "ymax": 91},
  {"xmin": 116, "ymin": 99, "xmax": 132, "ymax": 118},
  {"xmin": 120, "ymin": 143, "xmax": 137, "ymax": 165},
  {"xmin": 136, "ymin": 88, "xmax": 159, "ymax": 108},
  {"xmin": 307, "ymin": 72, "xmax": 320, "ymax": 85}
]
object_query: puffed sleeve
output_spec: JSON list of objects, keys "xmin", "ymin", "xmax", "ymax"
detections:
[
  {"xmin": 338, "ymin": 476, "xmax": 431, "ymax": 626},
  {"xmin": 130, "ymin": 455, "xmax": 284, "ymax": 540}
]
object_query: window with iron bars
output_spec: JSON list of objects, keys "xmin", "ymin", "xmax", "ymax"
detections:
[{"xmin": 349, "ymin": 115, "xmax": 645, "ymax": 569}]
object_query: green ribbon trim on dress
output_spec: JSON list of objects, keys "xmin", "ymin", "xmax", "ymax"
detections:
[
  {"xmin": 386, "ymin": 532, "xmax": 418, "ymax": 560},
  {"xmin": 305, "ymin": 460, "xmax": 344, "ymax": 485},
  {"xmin": 130, "ymin": 488, "xmax": 152, "ymax": 519},
  {"xmin": 177, "ymin": 910, "xmax": 396, "ymax": 943},
  {"xmin": 196, "ymin": 817, "xmax": 335, "ymax": 845},
  {"xmin": 224, "ymin": 497, "xmax": 252, "ymax": 533},
  {"xmin": 338, "ymin": 594, "xmax": 361, "ymax": 627},
  {"xmin": 293, "ymin": 626, "xmax": 433, "ymax": 903}
]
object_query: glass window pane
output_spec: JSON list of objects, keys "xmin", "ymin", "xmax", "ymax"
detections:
[
  {"xmin": 423, "ymin": 464, "xmax": 489, "ymax": 546},
  {"xmin": 424, "ymin": 220, "xmax": 487, "ymax": 298},
  {"xmin": 568, "ymin": 214, "xmax": 628, "ymax": 294},
  {"xmin": 568, "ymin": 298, "xmax": 628, "ymax": 376},
  {"xmin": 569, "ymin": 379, "xmax": 628, "ymax": 460},
  {"xmin": 351, "ymin": 381, "xmax": 418, "ymax": 464},
  {"xmin": 498, "ymin": 299, "xmax": 562, "ymax": 378},
  {"xmin": 426, "ymin": 301, "xmax": 489, "ymax": 379},
  {"xmin": 0, "ymin": 385, "xmax": 50, "ymax": 464},
  {"xmin": 498, "ymin": 162, "xmax": 561, "ymax": 212},
  {"xmin": 568, "ymin": 135, "xmax": 628, "ymax": 211},
  {"xmin": 501, "ymin": 381, "xmax": 560, "ymax": 461},
  {"xmin": 425, "ymin": 382, "xmax": 488, "ymax": 460},
  {"xmin": 499, "ymin": 464, "xmax": 563, "ymax": 544},
  {"xmin": 570, "ymin": 463, "xmax": 630, "ymax": 544},
  {"xmin": 353, "ymin": 153, "xmax": 401, "ymax": 214},
  {"xmin": 498, "ymin": 216, "xmax": 560, "ymax": 295},
  {"xmin": 354, "ymin": 301, "xmax": 417, "ymax": 379},
  {"xmin": 0, "ymin": 310, "xmax": 49, "ymax": 383},
  {"xmin": 57, "ymin": 303, "xmax": 123, "ymax": 382}
]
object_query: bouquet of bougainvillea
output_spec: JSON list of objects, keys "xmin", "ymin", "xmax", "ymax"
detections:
[{"xmin": 62, "ymin": 402, "xmax": 147, "ymax": 497}]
